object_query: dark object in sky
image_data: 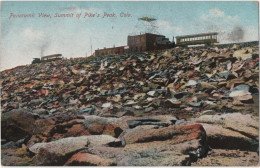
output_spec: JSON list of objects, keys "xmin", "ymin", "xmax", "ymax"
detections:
[{"xmin": 138, "ymin": 17, "xmax": 156, "ymax": 22}]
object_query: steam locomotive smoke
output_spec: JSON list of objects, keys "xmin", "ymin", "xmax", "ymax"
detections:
[
  {"xmin": 203, "ymin": 20, "xmax": 246, "ymax": 43},
  {"xmin": 228, "ymin": 26, "xmax": 244, "ymax": 42},
  {"xmin": 40, "ymin": 42, "xmax": 50, "ymax": 56}
]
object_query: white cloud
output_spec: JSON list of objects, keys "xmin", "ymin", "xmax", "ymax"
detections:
[
  {"xmin": 198, "ymin": 8, "xmax": 255, "ymax": 43},
  {"xmin": 20, "ymin": 28, "xmax": 49, "ymax": 54},
  {"xmin": 206, "ymin": 8, "xmax": 224, "ymax": 18},
  {"xmin": 157, "ymin": 20, "xmax": 183, "ymax": 34},
  {"xmin": 210, "ymin": 8, "xmax": 224, "ymax": 17},
  {"xmin": 201, "ymin": 8, "xmax": 239, "ymax": 24},
  {"xmin": 22, "ymin": 28, "xmax": 44, "ymax": 39}
]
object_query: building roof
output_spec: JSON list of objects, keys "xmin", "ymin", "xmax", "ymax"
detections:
[
  {"xmin": 95, "ymin": 46, "xmax": 126, "ymax": 51},
  {"xmin": 128, "ymin": 33, "xmax": 165, "ymax": 38},
  {"xmin": 176, "ymin": 32, "xmax": 218, "ymax": 38},
  {"xmin": 41, "ymin": 54, "xmax": 62, "ymax": 59}
]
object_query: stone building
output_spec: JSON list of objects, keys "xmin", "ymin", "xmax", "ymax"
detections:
[
  {"xmin": 127, "ymin": 33, "xmax": 174, "ymax": 53},
  {"xmin": 95, "ymin": 46, "xmax": 125, "ymax": 57},
  {"xmin": 94, "ymin": 33, "xmax": 174, "ymax": 57}
]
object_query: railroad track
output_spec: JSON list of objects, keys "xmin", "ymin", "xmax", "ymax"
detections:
[{"xmin": 216, "ymin": 41, "xmax": 259, "ymax": 47}]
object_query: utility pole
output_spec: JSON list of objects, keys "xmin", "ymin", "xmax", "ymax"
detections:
[{"xmin": 90, "ymin": 37, "xmax": 92, "ymax": 56}]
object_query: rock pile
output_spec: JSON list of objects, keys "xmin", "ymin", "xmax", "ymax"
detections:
[{"xmin": 1, "ymin": 43, "xmax": 259, "ymax": 166}]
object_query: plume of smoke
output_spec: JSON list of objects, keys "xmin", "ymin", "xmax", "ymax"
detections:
[
  {"xmin": 21, "ymin": 29, "xmax": 51, "ymax": 57},
  {"xmin": 227, "ymin": 26, "xmax": 244, "ymax": 42},
  {"xmin": 33, "ymin": 36, "xmax": 50, "ymax": 57},
  {"xmin": 40, "ymin": 42, "xmax": 50, "ymax": 56},
  {"xmin": 202, "ymin": 23, "xmax": 246, "ymax": 43}
]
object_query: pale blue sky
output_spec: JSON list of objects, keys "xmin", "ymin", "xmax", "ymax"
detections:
[{"xmin": 1, "ymin": 1, "xmax": 259, "ymax": 70}]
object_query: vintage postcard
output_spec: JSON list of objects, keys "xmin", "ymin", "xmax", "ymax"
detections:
[{"xmin": 1, "ymin": 1, "xmax": 259, "ymax": 166}]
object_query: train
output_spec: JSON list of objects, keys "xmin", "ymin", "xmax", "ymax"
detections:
[
  {"xmin": 32, "ymin": 32, "xmax": 219, "ymax": 64},
  {"xmin": 175, "ymin": 32, "xmax": 218, "ymax": 46},
  {"xmin": 32, "ymin": 54, "xmax": 63, "ymax": 64}
]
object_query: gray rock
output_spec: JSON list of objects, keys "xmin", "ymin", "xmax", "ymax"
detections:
[
  {"xmin": 32, "ymin": 108, "xmax": 48, "ymax": 115},
  {"xmin": 233, "ymin": 49, "xmax": 252, "ymax": 60},
  {"xmin": 192, "ymin": 149, "xmax": 259, "ymax": 166},
  {"xmin": 1, "ymin": 109, "xmax": 36, "ymax": 141},
  {"xmin": 126, "ymin": 115, "xmax": 177, "ymax": 128},
  {"xmin": 229, "ymin": 90, "xmax": 253, "ymax": 103},
  {"xmin": 187, "ymin": 80, "xmax": 197, "ymax": 86},
  {"xmin": 231, "ymin": 84, "xmax": 250, "ymax": 92},
  {"xmin": 1, "ymin": 138, "xmax": 25, "ymax": 149},
  {"xmin": 217, "ymin": 71, "xmax": 236, "ymax": 80},
  {"xmin": 1, "ymin": 141, "xmax": 17, "ymax": 149},
  {"xmin": 30, "ymin": 99, "xmax": 44, "ymax": 106},
  {"xmin": 84, "ymin": 137, "xmax": 208, "ymax": 166},
  {"xmin": 29, "ymin": 135, "xmax": 121, "ymax": 155},
  {"xmin": 229, "ymin": 90, "xmax": 251, "ymax": 97},
  {"xmin": 198, "ymin": 82, "xmax": 217, "ymax": 93},
  {"xmin": 193, "ymin": 113, "xmax": 259, "ymax": 151}
]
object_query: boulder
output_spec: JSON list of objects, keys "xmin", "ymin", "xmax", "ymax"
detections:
[
  {"xmin": 198, "ymin": 123, "xmax": 258, "ymax": 151},
  {"xmin": 164, "ymin": 99, "xmax": 182, "ymax": 108},
  {"xmin": 65, "ymin": 124, "xmax": 90, "ymax": 137},
  {"xmin": 1, "ymin": 139, "xmax": 24, "ymax": 149},
  {"xmin": 102, "ymin": 102, "xmax": 113, "ymax": 108},
  {"xmin": 73, "ymin": 123, "xmax": 209, "ymax": 166},
  {"xmin": 231, "ymin": 84, "xmax": 250, "ymax": 92},
  {"xmin": 1, "ymin": 109, "xmax": 36, "ymax": 141},
  {"xmin": 229, "ymin": 90, "xmax": 251, "ymax": 97},
  {"xmin": 1, "ymin": 146, "xmax": 33, "ymax": 166},
  {"xmin": 116, "ymin": 139, "xmax": 204, "ymax": 166},
  {"xmin": 83, "ymin": 115, "xmax": 127, "ymax": 137},
  {"xmin": 192, "ymin": 149, "xmax": 259, "ymax": 166},
  {"xmin": 197, "ymin": 82, "xmax": 217, "ymax": 93},
  {"xmin": 229, "ymin": 90, "xmax": 253, "ymax": 103},
  {"xmin": 29, "ymin": 99, "xmax": 44, "ymax": 106},
  {"xmin": 193, "ymin": 113, "xmax": 259, "ymax": 151},
  {"xmin": 29, "ymin": 135, "xmax": 122, "ymax": 165},
  {"xmin": 233, "ymin": 49, "xmax": 252, "ymax": 60},
  {"xmin": 84, "ymin": 115, "xmax": 178, "ymax": 137},
  {"xmin": 29, "ymin": 135, "xmax": 121, "ymax": 155},
  {"xmin": 126, "ymin": 115, "xmax": 177, "ymax": 128},
  {"xmin": 65, "ymin": 153, "xmax": 116, "ymax": 166},
  {"xmin": 217, "ymin": 71, "xmax": 236, "ymax": 80},
  {"xmin": 32, "ymin": 108, "xmax": 48, "ymax": 115},
  {"xmin": 187, "ymin": 80, "xmax": 197, "ymax": 86},
  {"xmin": 84, "ymin": 134, "xmax": 208, "ymax": 166},
  {"xmin": 119, "ymin": 124, "xmax": 207, "ymax": 146},
  {"xmin": 32, "ymin": 118, "xmax": 85, "ymax": 141}
]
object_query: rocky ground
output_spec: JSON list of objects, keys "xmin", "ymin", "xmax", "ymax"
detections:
[{"xmin": 1, "ymin": 43, "xmax": 259, "ymax": 166}]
